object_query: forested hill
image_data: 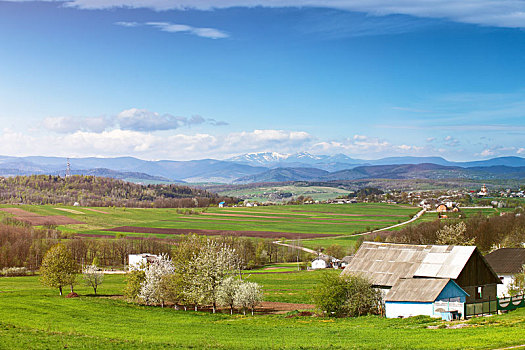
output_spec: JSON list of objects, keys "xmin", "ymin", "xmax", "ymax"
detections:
[{"xmin": 0, "ymin": 175, "xmax": 237, "ymax": 207}]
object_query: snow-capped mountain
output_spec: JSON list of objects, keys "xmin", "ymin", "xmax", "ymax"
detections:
[
  {"xmin": 227, "ymin": 151, "xmax": 364, "ymax": 170},
  {"xmin": 227, "ymin": 152, "xmax": 292, "ymax": 165}
]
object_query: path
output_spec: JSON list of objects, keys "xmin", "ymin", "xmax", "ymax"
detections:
[{"xmin": 273, "ymin": 208, "xmax": 426, "ymax": 254}]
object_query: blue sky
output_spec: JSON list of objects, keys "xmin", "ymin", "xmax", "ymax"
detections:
[{"xmin": 0, "ymin": 0, "xmax": 524, "ymax": 161}]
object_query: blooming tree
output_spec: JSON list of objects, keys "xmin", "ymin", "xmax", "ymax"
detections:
[
  {"xmin": 217, "ymin": 276, "xmax": 241, "ymax": 314},
  {"xmin": 82, "ymin": 264, "xmax": 104, "ymax": 295},
  {"xmin": 190, "ymin": 240, "xmax": 242, "ymax": 313},
  {"xmin": 139, "ymin": 253, "xmax": 175, "ymax": 306},
  {"xmin": 235, "ymin": 281, "xmax": 263, "ymax": 316}
]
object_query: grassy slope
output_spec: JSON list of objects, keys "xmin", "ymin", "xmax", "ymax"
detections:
[
  {"xmin": 0, "ymin": 203, "xmax": 419, "ymax": 238},
  {"xmin": 0, "ymin": 275, "xmax": 525, "ymax": 349},
  {"xmin": 299, "ymin": 207, "xmax": 516, "ymax": 249}
]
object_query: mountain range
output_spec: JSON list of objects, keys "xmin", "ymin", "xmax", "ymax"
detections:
[{"xmin": 0, "ymin": 153, "xmax": 524, "ymax": 184}]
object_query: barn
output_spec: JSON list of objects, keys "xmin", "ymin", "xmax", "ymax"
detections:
[{"xmin": 342, "ymin": 242, "xmax": 501, "ymax": 318}]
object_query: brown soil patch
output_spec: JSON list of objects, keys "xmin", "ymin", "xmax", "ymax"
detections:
[
  {"xmin": 104, "ymin": 226, "xmax": 334, "ymax": 239},
  {"xmin": 83, "ymin": 208, "xmax": 109, "ymax": 214},
  {"xmin": 0, "ymin": 208, "xmax": 40, "ymax": 216},
  {"xmin": 17, "ymin": 215, "xmax": 85, "ymax": 226},
  {"xmin": 0, "ymin": 208, "xmax": 84, "ymax": 225}
]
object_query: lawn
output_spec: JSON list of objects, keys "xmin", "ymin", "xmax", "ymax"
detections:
[{"xmin": 0, "ymin": 275, "xmax": 525, "ymax": 349}]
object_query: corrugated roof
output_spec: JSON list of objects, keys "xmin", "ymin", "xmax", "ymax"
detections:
[
  {"xmin": 384, "ymin": 278, "xmax": 451, "ymax": 302},
  {"xmin": 342, "ymin": 242, "xmax": 476, "ymax": 287},
  {"xmin": 485, "ymin": 248, "xmax": 525, "ymax": 274}
]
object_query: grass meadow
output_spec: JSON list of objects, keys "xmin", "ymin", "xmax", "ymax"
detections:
[
  {"xmin": 0, "ymin": 203, "xmax": 419, "ymax": 239},
  {"xmin": 1, "ymin": 274, "xmax": 525, "ymax": 349}
]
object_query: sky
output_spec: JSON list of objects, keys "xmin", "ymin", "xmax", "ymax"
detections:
[{"xmin": 0, "ymin": 0, "xmax": 524, "ymax": 161}]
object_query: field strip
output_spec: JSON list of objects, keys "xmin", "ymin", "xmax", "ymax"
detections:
[
  {"xmin": 167, "ymin": 217, "xmax": 395, "ymax": 226},
  {"xmin": 82, "ymin": 208, "xmax": 109, "ymax": 214},
  {"xmin": 219, "ymin": 209, "xmax": 410, "ymax": 217},
  {"xmin": 174, "ymin": 216, "xmax": 395, "ymax": 223},
  {"xmin": 103, "ymin": 226, "xmax": 335, "ymax": 239},
  {"xmin": 0, "ymin": 208, "xmax": 40, "ymax": 216},
  {"xmin": 54, "ymin": 208, "xmax": 85, "ymax": 214},
  {"xmin": 273, "ymin": 208, "xmax": 426, "ymax": 252}
]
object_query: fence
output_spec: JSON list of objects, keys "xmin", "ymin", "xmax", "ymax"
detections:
[{"xmin": 464, "ymin": 294, "xmax": 525, "ymax": 318}]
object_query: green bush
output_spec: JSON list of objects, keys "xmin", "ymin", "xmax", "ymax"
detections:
[
  {"xmin": 312, "ymin": 273, "xmax": 382, "ymax": 317},
  {"xmin": 123, "ymin": 270, "xmax": 146, "ymax": 302}
]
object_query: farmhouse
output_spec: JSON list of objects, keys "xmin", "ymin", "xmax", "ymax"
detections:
[
  {"xmin": 484, "ymin": 248, "xmax": 525, "ymax": 297},
  {"xmin": 128, "ymin": 253, "xmax": 159, "ymax": 271},
  {"xmin": 385, "ymin": 278, "xmax": 468, "ymax": 319},
  {"xmin": 311, "ymin": 257, "xmax": 329, "ymax": 269},
  {"xmin": 342, "ymin": 242, "xmax": 501, "ymax": 318}
]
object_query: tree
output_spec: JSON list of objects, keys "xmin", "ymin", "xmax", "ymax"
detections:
[
  {"xmin": 217, "ymin": 276, "xmax": 241, "ymax": 314},
  {"xmin": 123, "ymin": 270, "xmax": 145, "ymax": 302},
  {"xmin": 436, "ymin": 222, "xmax": 475, "ymax": 246},
  {"xmin": 508, "ymin": 265, "xmax": 525, "ymax": 296},
  {"xmin": 139, "ymin": 254, "xmax": 175, "ymax": 306},
  {"xmin": 40, "ymin": 244, "xmax": 77, "ymax": 296},
  {"xmin": 235, "ymin": 281, "xmax": 263, "ymax": 315},
  {"xmin": 312, "ymin": 273, "xmax": 382, "ymax": 317},
  {"xmin": 189, "ymin": 240, "xmax": 242, "ymax": 313},
  {"xmin": 158, "ymin": 272, "xmax": 186, "ymax": 310},
  {"xmin": 82, "ymin": 264, "xmax": 104, "ymax": 295}
]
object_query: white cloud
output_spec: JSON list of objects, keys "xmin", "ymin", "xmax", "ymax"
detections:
[
  {"xmin": 143, "ymin": 21, "xmax": 228, "ymax": 39},
  {"xmin": 517, "ymin": 148, "xmax": 525, "ymax": 154},
  {"xmin": 0, "ymin": 127, "xmax": 312, "ymax": 160},
  {"xmin": 42, "ymin": 116, "xmax": 110, "ymax": 133},
  {"xmin": 479, "ymin": 149, "xmax": 496, "ymax": 157},
  {"xmin": 114, "ymin": 21, "xmax": 139, "ymax": 27},
  {"xmin": 41, "ymin": 108, "xmax": 228, "ymax": 133},
  {"xmin": 310, "ymin": 135, "xmax": 424, "ymax": 157},
  {"xmin": 27, "ymin": 0, "xmax": 523, "ymax": 29}
]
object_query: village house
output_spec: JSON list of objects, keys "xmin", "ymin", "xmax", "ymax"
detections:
[
  {"xmin": 342, "ymin": 242, "xmax": 501, "ymax": 318},
  {"xmin": 484, "ymin": 248, "xmax": 525, "ymax": 297},
  {"xmin": 128, "ymin": 253, "xmax": 159, "ymax": 271}
]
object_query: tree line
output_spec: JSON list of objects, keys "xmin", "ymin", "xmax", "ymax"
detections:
[
  {"xmin": 383, "ymin": 209, "xmax": 525, "ymax": 253},
  {"xmin": 0, "ymin": 220, "xmax": 312, "ymax": 271},
  {"xmin": 0, "ymin": 175, "xmax": 238, "ymax": 207}
]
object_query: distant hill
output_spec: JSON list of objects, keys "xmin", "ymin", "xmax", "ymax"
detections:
[
  {"xmin": 0, "ymin": 154, "xmax": 524, "ymax": 184},
  {"xmin": 0, "ymin": 175, "xmax": 237, "ymax": 207},
  {"xmin": 234, "ymin": 164, "xmax": 525, "ymax": 183},
  {"xmin": 234, "ymin": 167, "xmax": 329, "ymax": 184}
]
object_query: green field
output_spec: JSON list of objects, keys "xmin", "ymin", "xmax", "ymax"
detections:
[
  {"xmin": 1, "ymin": 274, "xmax": 525, "ymax": 349},
  {"xmin": 216, "ymin": 184, "xmax": 352, "ymax": 202},
  {"xmin": 0, "ymin": 203, "xmax": 419, "ymax": 239}
]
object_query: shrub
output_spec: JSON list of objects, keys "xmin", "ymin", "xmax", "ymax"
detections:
[
  {"xmin": 0, "ymin": 267, "xmax": 28, "ymax": 277},
  {"xmin": 312, "ymin": 273, "xmax": 382, "ymax": 317},
  {"xmin": 123, "ymin": 270, "xmax": 146, "ymax": 302}
]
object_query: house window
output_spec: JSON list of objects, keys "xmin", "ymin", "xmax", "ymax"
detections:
[{"xmin": 476, "ymin": 286, "xmax": 483, "ymax": 299}]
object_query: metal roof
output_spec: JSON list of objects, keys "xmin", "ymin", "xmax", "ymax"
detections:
[
  {"xmin": 342, "ymin": 242, "xmax": 476, "ymax": 287},
  {"xmin": 384, "ymin": 278, "xmax": 451, "ymax": 302},
  {"xmin": 485, "ymin": 248, "xmax": 525, "ymax": 274}
]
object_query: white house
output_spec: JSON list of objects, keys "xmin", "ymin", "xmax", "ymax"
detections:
[
  {"xmin": 128, "ymin": 253, "xmax": 159, "ymax": 271},
  {"xmin": 311, "ymin": 257, "xmax": 329, "ymax": 269},
  {"xmin": 485, "ymin": 248, "xmax": 525, "ymax": 297},
  {"xmin": 218, "ymin": 201, "xmax": 225, "ymax": 208}
]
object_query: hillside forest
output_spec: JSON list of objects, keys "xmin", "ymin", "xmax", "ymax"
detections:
[{"xmin": 0, "ymin": 175, "xmax": 238, "ymax": 208}]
